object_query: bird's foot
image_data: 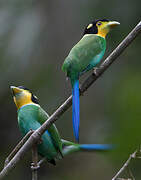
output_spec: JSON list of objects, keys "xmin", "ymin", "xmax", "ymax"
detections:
[
  {"xmin": 93, "ymin": 67, "xmax": 99, "ymax": 76},
  {"xmin": 38, "ymin": 138, "xmax": 43, "ymax": 145},
  {"xmin": 31, "ymin": 162, "xmax": 40, "ymax": 170},
  {"xmin": 66, "ymin": 76, "xmax": 69, "ymax": 81},
  {"xmin": 29, "ymin": 129, "xmax": 35, "ymax": 134}
]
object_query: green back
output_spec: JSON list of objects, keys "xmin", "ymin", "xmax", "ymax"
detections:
[
  {"xmin": 62, "ymin": 34, "xmax": 106, "ymax": 81},
  {"xmin": 37, "ymin": 107, "xmax": 63, "ymax": 155},
  {"xmin": 18, "ymin": 104, "xmax": 61, "ymax": 161}
]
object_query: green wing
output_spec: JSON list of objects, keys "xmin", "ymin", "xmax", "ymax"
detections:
[
  {"xmin": 62, "ymin": 34, "xmax": 106, "ymax": 79},
  {"xmin": 18, "ymin": 105, "xmax": 58, "ymax": 162},
  {"xmin": 38, "ymin": 106, "xmax": 63, "ymax": 156}
]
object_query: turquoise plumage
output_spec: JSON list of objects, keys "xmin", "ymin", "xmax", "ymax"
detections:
[{"xmin": 18, "ymin": 104, "xmax": 62, "ymax": 164}]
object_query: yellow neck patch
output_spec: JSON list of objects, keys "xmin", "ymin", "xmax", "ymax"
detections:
[
  {"xmin": 97, "ymin": 29, "xmax": 109, "ymax": 38},
  {"xmin": 14, "ymin": 90, "xmax": 35, "ymax": 109},
  {"xmin": 96, "ymin": 22, "xmax": 110, "ymax": 38}
]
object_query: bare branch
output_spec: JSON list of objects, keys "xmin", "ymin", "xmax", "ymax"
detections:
[
  {"xmin": 37, "ymin": 157, "xmax": 46, "ymax": 167},
  {"xmin": 127, "ymin": 167, "xmax": 135, "ymax": 180},
  {"xmin": 0, "ymin": 21, "xmax": 140, "ymax": 180},
  {"xmin": 31, "ymin": 144, "xmax": 39, "ymax": 180},
  {"xmin": 4, "ymin": 130, "xmax": 34, "ymax": 167},
  {"xmin": 112, "ymin": 150, "xmax": 138, "ymax": 180}
]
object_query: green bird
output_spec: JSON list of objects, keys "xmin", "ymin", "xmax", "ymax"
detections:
[
  {"xmin": 62, "ymin": 19, "xmax": 120, "ymax": 142},
  {"xmin": 11, "ymin": 85, "xmax": 112, "ymax": 165}
]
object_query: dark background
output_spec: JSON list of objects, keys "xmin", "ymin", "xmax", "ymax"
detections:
[{"xmin": 0, "ymin": 0, "xmax": 141, "ymax": 179}]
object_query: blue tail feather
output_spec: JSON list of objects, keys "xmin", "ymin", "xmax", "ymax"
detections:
[
  {"xmin": 79, "ymin": 144, "xmax": 113, "ymax": 151},
  {"xmin": 72, "ymin": 80, "xmax": 80, "ymax": 142}
]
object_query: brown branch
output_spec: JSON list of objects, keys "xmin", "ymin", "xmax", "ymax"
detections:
[
  {"xmin": 31, "ymin": 144, "xmax": 38, "ymax": 180},
  {"xmin": 4, "ymin": 130, "xmax": 34, "ymax": 167},
  {"xmin": 0, "ymin": 21, "xmax": 140, "ymax": 180}
]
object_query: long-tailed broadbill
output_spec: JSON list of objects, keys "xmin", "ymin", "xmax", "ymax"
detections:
[
  {"xmin": 11, "ymin": 86, "xmax": 112, "ymax": 165},
  {"xmin": 62, "ymin": 19, "xmax": 120, "ymax": 142}
]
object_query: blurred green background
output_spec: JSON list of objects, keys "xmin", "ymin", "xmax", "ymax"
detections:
[{"xmin": 0, "ymin": 0, "xmax": 141, "ymax": 179}]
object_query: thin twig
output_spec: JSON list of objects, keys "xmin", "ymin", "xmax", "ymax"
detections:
[
  {"xmin": 0, "ymin": 21, "xmax": 140, "ymax": 180},
  {"xmin": 4, "ymin": 130, "xmax": 34, "ymax": 167},
  {"xmin": 117, "ymin": 178, "xmax": 132, "ymax": 180},
  {"xmin": 112, "ymin": 150, "xmax": 138, "ymax": 180},
  {"xmin": 38, "ymin": 157, "xmax": 46, "ymax": 167},
  {"xmin": 127, "ymin": 167, "xmax": 135, "ymax": 180},
  {"xmin": 31, "ymin": 144, "xmax": 38, "ymax": 180}
]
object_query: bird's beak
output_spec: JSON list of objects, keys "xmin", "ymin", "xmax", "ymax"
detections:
[
  {"xmin": 10, "ymin": 86, "xmax": 22, "ymax": 96},
  {"xmin": 107, "ymin": 21, "xmax": 120, "ymax": 29}
]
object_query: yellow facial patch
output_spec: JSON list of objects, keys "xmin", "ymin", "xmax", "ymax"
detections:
[
  {"xmin": 96, "ymin": 21, "xmax": 110, "ymax": 38},
  {"xmin": 13, "ymin": 89, "xmax": 34, "ymax": 109},
  {"xmin": 87, "ymin": 23, "xmax": 93, "ymax": 29}
]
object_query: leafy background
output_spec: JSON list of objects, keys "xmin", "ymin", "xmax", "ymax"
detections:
[{"xmin": 0, "ymin": 0, "xmax": 141, "ymax": 179}]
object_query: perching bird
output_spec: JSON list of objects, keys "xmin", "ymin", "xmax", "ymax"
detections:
[
  {"xmin": 11, "ymin": 85, "xmax": 112, "ymax": 165},
  {"xmin": 62, "ymin": 19, "xmax": 120, "ymax": 142}
]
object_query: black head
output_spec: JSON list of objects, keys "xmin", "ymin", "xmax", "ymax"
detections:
[{"xmin": 83, "ymin": 19, "xmax": 109, "ymax": 35}]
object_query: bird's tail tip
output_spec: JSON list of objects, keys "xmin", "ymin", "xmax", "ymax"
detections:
[{"xmin": 79, "ymin": 144, "xmax": 114, "ymax": 151}]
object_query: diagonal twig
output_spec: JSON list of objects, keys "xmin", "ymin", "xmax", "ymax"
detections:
[
  {"xmin": 127, "ymin": 167, "xmax": 135, "ymax": 180},
  {"xmin": 4, "ymin": 130, "xmax": 34, "ymax": 167},
  {"xmin": 0, "ymin": 21, "xmax": 140, "ymax": 180},
  {"xmin": 37, "ymin": 157, "xmax": 46, "ymax": 167},
  {"xmin": 112, "ymin": 150, "xmax": 138, "ymax": 180}
]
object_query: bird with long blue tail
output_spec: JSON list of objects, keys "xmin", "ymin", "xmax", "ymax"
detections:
[
  {"xmin": 62, "ymin": 19, "xmax": 120, "ymax": 142},
  {"xmin": 11, "ymin": 85, "xmax": 113, "ymax": 165}
]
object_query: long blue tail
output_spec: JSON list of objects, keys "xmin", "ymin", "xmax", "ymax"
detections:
[
  {"xmin": 79, "ymin": 144, "xmax": 113, "ymax": 151},
  {"xmin": 61, "ymin": 139, "xmax": 114, "ymax": 156},
  {"xmin": 72, "ymin": 80, "xmax": 80, "ymax": 142}
]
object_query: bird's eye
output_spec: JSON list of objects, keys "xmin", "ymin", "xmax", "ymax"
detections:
[{"xmin": 97, "ymin": 22, "xmax": 102, "ymax": 26}]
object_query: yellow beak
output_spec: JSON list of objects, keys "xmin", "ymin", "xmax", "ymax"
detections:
[
  {"xmin": 107, "ymin": 21, "xmax": 120, "ymax": 28},
  {"xmin": 10, "ymin": 86, "xmax": 23, "ymax": 95}
]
